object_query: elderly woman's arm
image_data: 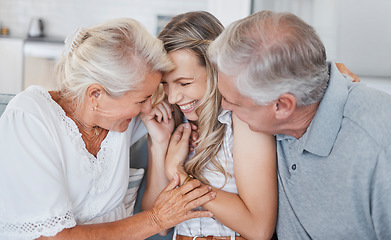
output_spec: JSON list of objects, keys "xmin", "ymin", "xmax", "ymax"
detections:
[{"xmin": 38, "ymin": 175, "xmax": 214, "ymax": 240}]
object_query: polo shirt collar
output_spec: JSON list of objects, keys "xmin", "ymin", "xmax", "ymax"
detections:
[{"xmin": 276, "ymin": 62, "xmax": 350, "ymax": 157}]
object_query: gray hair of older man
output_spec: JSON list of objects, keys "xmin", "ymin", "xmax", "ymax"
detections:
[
  {"xmin": 208, "ymin": 10, "xmax": 329, "ymax": 106},
  {"xmin": 55, "ymin": 18, "xmax": 173, "ymax": 103}
]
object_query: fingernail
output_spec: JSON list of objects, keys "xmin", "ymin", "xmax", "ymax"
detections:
[
  {"xmin": 211, "ymin": 192, "xmax": 216, "ymax": 198},
  {"xmin": 173, "ymin": 173, "xmax": 178, "ymax": 180},
  {"xmin": 183, "ymin": 123, "xmax": 190, "ymax": 128}
]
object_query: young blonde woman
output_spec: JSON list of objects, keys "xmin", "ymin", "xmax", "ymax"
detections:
[{"xmin": 141, "ymin": 11, "xmax": 278, "ymax": 240}]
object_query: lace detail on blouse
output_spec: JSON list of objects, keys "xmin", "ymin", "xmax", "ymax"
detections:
[
  {"xmin": 0, "ymin": 211, "xmax": 76, "ymax": 239},
  {"xmin": 33, "ymin": 87, "xmax": 120, "ymax": 222}
]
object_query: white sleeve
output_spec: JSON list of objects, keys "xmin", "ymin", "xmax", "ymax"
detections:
[{"xmin": 0, "ymin": 109, "xmax": 76, "ymax": 239}]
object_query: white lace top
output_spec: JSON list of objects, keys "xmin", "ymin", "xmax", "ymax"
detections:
[
  {"xmin": 0, "ymin": 86, "xmax": 147, "ymax": 240},
  {"xmin": 173, "ymin": 110, "xmax": 240, "ymax": 239}
]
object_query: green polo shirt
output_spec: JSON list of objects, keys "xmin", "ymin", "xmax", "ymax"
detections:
[{"xmin": 276, "ymin": 63, "xmax": 391, "ymax": 239}]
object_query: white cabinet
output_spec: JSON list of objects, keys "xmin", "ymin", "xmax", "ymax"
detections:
[
  {"xmin": 23, "ymin": 41, "xmax": 64, "ymax": 91},
  {"xmin": 0, "ymin": 38, "xmax": 24, "ymax": 94}
]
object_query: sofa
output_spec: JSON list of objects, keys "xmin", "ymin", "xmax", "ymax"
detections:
[{"xmin": 0, "ymin": 93, "xmax": 173, "ymax": 239}]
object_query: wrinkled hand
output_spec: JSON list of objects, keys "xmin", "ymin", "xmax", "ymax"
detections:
[
  {"xmin": 148, "ymin": 173, "xmax": 215, "ymax": 230},
  {"xmin": 141, "ymin": 101, "xmax": 175, "ymax": 144},
  {"xmin": 165, "ymin": 123, "xmax": 192, "ymax": 179},
  {"xmin": 336, "ymin": 63, "xmax": 360, "ymax": 82}
]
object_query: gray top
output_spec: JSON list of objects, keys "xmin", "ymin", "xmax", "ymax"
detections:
[{"xmin": 275, "ymin": 63, "xmax": 391, "ymax": 239}]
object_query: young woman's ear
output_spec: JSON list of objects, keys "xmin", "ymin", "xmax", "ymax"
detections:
[{"xmin": 274, "ymin": 93, "xmax": 296, "ymax": 120}]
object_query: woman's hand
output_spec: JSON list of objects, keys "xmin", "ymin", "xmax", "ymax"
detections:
[
  {"xmin": 189, "ymin": 122, "xmax": 199, "ymax": 152},
  {"xmin": 148, "ymin": 173, "xmax": 215, "ymax": 230},
  {"xmin": 141, "ymin": 101, "xmax": 175, "ymax": 144},
  {"xmin": 37, "ymin": 173, "xmax": 215, "ymax": 240},
  {"xmin": 336, "ymin": 63, "xmax": 360, "ymax": 82},
  {"xmin": 165, "ymin": 123, "xmax": 192, "ymax": 180}
]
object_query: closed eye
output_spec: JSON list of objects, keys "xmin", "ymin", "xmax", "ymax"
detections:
[{"xmin": 138, "ymin": 95, "xmax": 152, "ymax": 104}]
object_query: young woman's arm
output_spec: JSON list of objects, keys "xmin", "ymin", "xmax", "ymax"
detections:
[
  {"xmin": 200, "ymin": 113, "xmax": 277, "ymax": 240},
  {"xmin": 140, "ymin": 101, "xmax": 175, "ymax": 235}
]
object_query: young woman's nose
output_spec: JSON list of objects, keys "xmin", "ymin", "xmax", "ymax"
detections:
[{"xmin": 167, "ymin": 86, "xmax": 182, "ymax": 104}]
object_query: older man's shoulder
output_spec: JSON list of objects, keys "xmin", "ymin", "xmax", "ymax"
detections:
[{"xmin": 344, "ymin": 84, "xmax": 391, "ymax": 144}]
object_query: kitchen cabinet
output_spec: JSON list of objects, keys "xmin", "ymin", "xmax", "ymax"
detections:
[
  {"xmin": 0, "ymin": 38, "xmax": 24, "ymax": 94},
  {"xmin": 23, "ymin": 40, "xmax": 64, "ymax": 91}
]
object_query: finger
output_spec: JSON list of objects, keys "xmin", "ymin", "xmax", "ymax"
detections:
[
  {"xmin": 191, "ymin": 130, "xmax": 199, "ymax": 142},
  {"xmin": 170, "ymin": 124, "xmax": 184, "ymax": 143},
  {"xmin": 179, "ymin": 123, "xmax": 192, "ymax": 143},
  {"xmin": 189, "ymin": 122, "xmax": 198, "ymax": 130},
  {"xmin": 152, "ymin": 108, "xmax": 163, "ymax": 123},
  {"xmin": 185, "ymin": 210, "xmax": 214, "ymax": 221},
  {"xmin": 157, "ymin": 104, "xmax": 169, "ymax": 124},
  {"xmin": 189, "ymin": 139, "xmax": 197, "ymax": 150},
  {"xmin": 351, "ymin": 73, "xmax": 360, "ymax": 82},
  {"xmin": 177, "ymin": 178, "xmax": 202, "ymax": 195},
  {"xmin": 170, "ymin": 123, "xmax": 191, "ymax": 144},
  {"xmin": 185, "ymin": 191, "xmax": 216, "ymax": 211},
  {"xmin": 162, "ymin": 101, "xmax": 173, "ymax": 119},
  {"xmin": 183, "ymin": 184, "xmax": 212, "ymax": 201},
  {"xmin": 142, "ymin": 108, "xmax": 159, "ymax": 121},
  {"xmin": 163, "ymin": 173, "xmax": 180, "ymax": 192}
]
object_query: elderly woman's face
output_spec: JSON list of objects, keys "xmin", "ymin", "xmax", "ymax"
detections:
[{"xmin": 97, "ymin": 71, "xmax": 162, "ymax": 133}]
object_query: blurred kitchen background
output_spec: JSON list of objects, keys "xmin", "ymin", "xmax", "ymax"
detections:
[{"xmin": 0, "ymin": 0, "xmax": 390, "ymax": 95}]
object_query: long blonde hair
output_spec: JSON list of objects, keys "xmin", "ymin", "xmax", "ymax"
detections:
[{"xmin": 157, "ymin": 11, "xmax": 227, "ymax": 185}]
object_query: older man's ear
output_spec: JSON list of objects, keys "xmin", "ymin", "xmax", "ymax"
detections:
[{"xmin": 274, "ymin": 94, "xmax": 296, "ymax": 120}]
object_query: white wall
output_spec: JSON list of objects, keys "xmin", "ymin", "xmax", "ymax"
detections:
[
  {"xmin": 0, "ymin": 0, "xmax": 209, "ymax": 38},
  {"xmin": 208, "ymin": 0, "xmax": 251, "ymax": 27},
  {"xmin": 2, "ymin": 0, "xmax": 391, "ymax": 93},
  {"xmin": 252, "ymin": 0, "xmax": 391, "ymax": 79},
  {"xmin": 0, "ymin": 0, "xmax": 253, "ymax": 39},
  {"xmin": 252, "ymin": 0, "xmax": 391, "ymax": 95},
  {"xmin": 337, "ymin": 0, "xmax": 391, "ymax": 77}
]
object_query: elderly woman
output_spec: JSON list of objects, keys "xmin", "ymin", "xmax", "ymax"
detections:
[{"xmin": 0, "ymin": 18, "xmax": 214, "ymax": 240}]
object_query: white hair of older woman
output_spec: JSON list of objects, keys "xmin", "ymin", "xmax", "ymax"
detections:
[
  {"xmin": 55, "ymin": 18, "xmax": 173, "ymax": 102},
  {"xmin": 208, "ymin": 10, "xmax": 329, "ymax": 106}
]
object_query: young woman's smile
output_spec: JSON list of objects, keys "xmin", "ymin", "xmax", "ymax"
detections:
[
  {"xmin": 178, "ymin": 100, "xmax": 199, "ymax": 113},
  {"xmin": 162, "ymin": 50, "xmax": 207, "ymax": 121}
]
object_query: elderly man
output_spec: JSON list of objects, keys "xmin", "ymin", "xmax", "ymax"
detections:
[{"xmin": 208, "ymin": 10, "xmax": 391, "ymax": 239}]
